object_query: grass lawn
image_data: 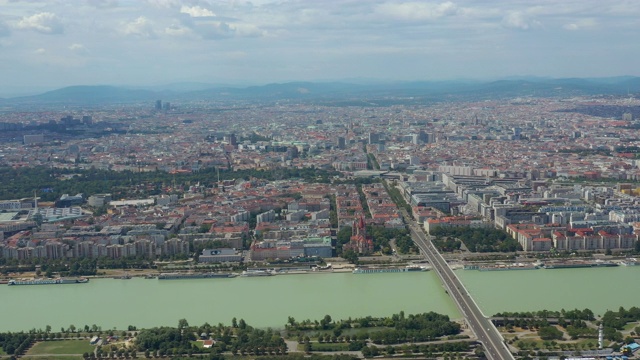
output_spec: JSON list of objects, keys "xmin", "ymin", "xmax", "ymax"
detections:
[
  {"xmin": 27, "ymin": 340, "xmax": 94, "ymax": 355},
  {"xmin": 309, "ymin": 342, "xmax": 351, "ymax": 351},
  {"xmin": 514, "ymin": 338, "xmax": 600, "ymax": 352},
  {"xmin": 0, "ymin": 347, "xmax": 6, "ymax": 355},
  {"xmin": 191, "ymin": 340, "xmax": 205, "ymax": 350}
]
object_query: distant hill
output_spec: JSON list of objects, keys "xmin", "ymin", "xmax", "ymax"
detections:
[
  {"xmin": 127, "ymin": 82, "xmax": 241, "ymax": 92},
  {"xmin": 7, "ymin": 85, "xmax": 160, "ymax": 105},
  {"xmin": 1, "ymin": 77, "xmax": 639, "ymax": 106}
]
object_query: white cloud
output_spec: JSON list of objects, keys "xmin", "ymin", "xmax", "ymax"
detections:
[
  {"xmin": 121, "ymin": 16, "xmax": 156, "ymax": 38},
  {"xmin": 16, "ymin": 12, "xmax": 64, "ymax": 34},
  {"xmin": 165, "ymin": 24, "xmax": 191, "ymax": 36},
  {"xmin": 34, "ymin": 48, "xmax": 46, "ymax": 55},
  {"xmin": 232, "ymin": 23, "xmax": 264, "ymax": 37},
  {"xmin": 199, "ymin": 21, "xmax": 234, "ymax": 39},
  {"xmin": 180, "ymin": 5, "xmax": 216, "ymax": 18},
  {"xmin": 563, "ymin": 18, "xmax": 597, "ymax": 31},
  {"xmin": 192, "ymin": 21, "xmax": 265, "ymax": 39},
  {"xmin": 563, "ymin": 23, "xmax": 578, "ymax": 31},
  {"xmin": 375, "ymin": 1, "xmax": 460, "ymax": 21},
  {"xmin": 1, "ymin": 0, "xmax": 640, "ymax": 89},
  {"xmin": 69, "ymin": 43, "xmax": 90, "ymax": 54},
  {"xmin": 501, "ymin": 11, "xmax": 541, "ymax": 30}
]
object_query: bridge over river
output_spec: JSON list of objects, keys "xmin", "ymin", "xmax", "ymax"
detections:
[{"xmin": 401, "ymin": 209, "xmax": 515, "ymax": 360}]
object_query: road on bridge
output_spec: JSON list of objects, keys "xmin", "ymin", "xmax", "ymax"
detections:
[{"xmin": 401, "ymin": 210, "xmax": 514, "ymax": 360}]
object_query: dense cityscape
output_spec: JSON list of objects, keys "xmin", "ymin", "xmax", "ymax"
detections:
[
  {"xmin": 1, "ymin": 86, "xmax": 640, "ymax": 359},
  {"xmin": 2, "ymin": 93, "xmax": 640, "ymax": 263}
]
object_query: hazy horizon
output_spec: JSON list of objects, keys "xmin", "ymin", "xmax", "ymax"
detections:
[{"xmin": 1, "ymin": 0, "xmax": 639, "ymax": 97}]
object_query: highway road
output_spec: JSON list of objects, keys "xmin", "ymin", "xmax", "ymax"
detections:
[{"xmin": 401, "ymin": 210, "xmax": 514, "ymax": 360}]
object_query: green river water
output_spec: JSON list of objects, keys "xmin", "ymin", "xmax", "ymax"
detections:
[
  {"xmin": 0, "ymin": 272, "xmax": 456, "ymax": 332},
  {"xmin": 456, "ymin": 265, "xmax": 640, "ymax": 317},
  {"xmin": 3, "ymin": 266, "xmax": 640, "ymax": 332}
]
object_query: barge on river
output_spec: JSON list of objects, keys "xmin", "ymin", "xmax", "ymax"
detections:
[
  {"xmin": 464, "ymin": 263, "xmax": 540, "ymax": 271},
  {"xmin": 352, "ymin": 265, "xmax": 429, "ymax": 274},
  {"xmin": 8, "ymin": 277, "xmax": 89, "ymax": 285},
  {"xmin": 158, "ymin": 272, "xmax": 237, "ymax": 280},
  {"xmin": 542, "ymin": 260, "xmax": 619, "ymax": 269}
]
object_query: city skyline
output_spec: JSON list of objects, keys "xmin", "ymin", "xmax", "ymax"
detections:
[{"xmin": 1, "ymin": 0, "xmax": 639, "ymax": 96}]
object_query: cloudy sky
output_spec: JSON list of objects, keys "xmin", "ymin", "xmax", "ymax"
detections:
[{"xmin": 0, "ymin": 0, "xmax": 639, "ymax": 95}]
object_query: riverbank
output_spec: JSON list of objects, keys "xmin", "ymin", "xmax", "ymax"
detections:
[
  {"xmin": 1, "ymin": 252, "xmax": 630, "ymax": 281},
  {"xmin": 0, "ymin": 311, "xmax": 477, "ymax": 360}
]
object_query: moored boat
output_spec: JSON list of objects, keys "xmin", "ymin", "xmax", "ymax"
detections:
[
  {"xmin": 158, "ymin": 272, "xmax": 236, "ymax": 280},
  {"xmin": 353, "ymin": 265, "xmax": 428, "ymax": 274},
  {"xmin": 542, "ymin": 260, "xmax": 619, "ymax": 269},
  {"xmin": 8, "ymin": 277, "xmax": 88, "ymax": 285},
  {"xmin": 241, "ymin": 270, "xmax": 276, "ymax": 277},
  {"xmin": 465, "ymin": 263, "xmax": 539, "ymax": 271}
]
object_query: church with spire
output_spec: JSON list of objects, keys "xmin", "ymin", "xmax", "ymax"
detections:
[{"xmin": 343, "ymin": 215, "xmax": 374, "ymax": 255}]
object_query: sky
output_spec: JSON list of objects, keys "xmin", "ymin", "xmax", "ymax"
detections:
[{"xmin": 0, "ymin": 0, "xmax": 639, "ymax": 95}]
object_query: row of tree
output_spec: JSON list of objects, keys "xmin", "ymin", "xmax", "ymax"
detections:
[
  {"xmin": 0, "ymin": 332, "xmax": 33, "ymax": 355},
  {"xmin": 494, "ymin": 308, "xmax": 595, "ymax": 321},
  {"xmin": 2, "ymin": 256, "xmax": 155, "ymax": 276},
  {"xmin": 361, "ymin": 341, "xmax": 472, "ymax": 358},
  {"xmin": 286, "ymin": 311, "xmax": 460, "ymax": 340},
  {"xmin": 0, "ymin": 166, "xmax": 340, "ymax": 202},
  {"xmin": 382, "ymin": 181, "xmax": 412, "ymax": 215}
]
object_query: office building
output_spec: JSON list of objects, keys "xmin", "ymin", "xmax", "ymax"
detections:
[{"xmin": 23, "ymin": 134, "xmax": 44, "ymax": 145}]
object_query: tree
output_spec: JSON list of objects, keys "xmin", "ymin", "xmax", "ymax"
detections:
[
  {"xmin": 287, "ymin": 316, "xmax": 296, "ymax": 327},
  {"xmin": 342, "ymin": 249, "xmax": 359, "ymax": 264},
  {"xmin": 320, "ymin": 315, "xmax": 333, "ymax": 329},
  {"xmin": 538, "ymin": 326, "xmax": 563, "ymax": 340},
  {"xmin": 337, "ymin": 226, "xmax": 352, "ymax": 248}
]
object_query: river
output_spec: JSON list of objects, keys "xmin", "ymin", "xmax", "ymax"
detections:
[
  {"xmin": 0, "ymin": 271, "xmax": 457, "ymax": 332},
  {"xmin": 3, "ymin": 266, "xmax": 640, "ymax": 332},
  {"xmin": 456, "ymin": 265, "xmax": 640, "ymax": 317}
]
